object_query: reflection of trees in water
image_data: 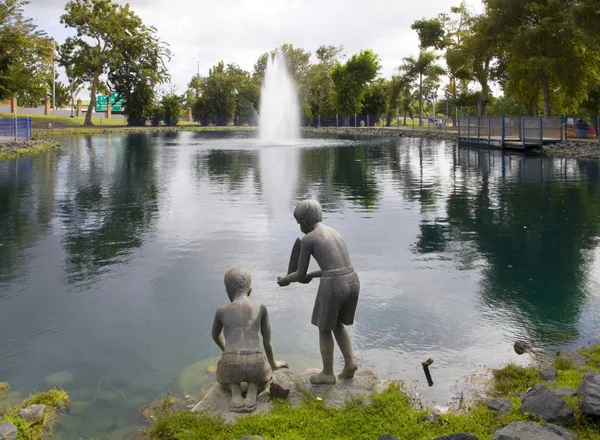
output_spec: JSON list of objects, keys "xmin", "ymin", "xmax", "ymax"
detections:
[
  {"xmin": 413, "ymin": 148, "xmax": 600, "ymax": 342},
  {"xmin": 0, "ymin": 155, "xmax": 57, "ymax": 284},
  {"xmin": 194, "ymin": 149, "xmax": 261, "ymax": 193},
  {"xmin": 297, "ymin": 145, "xmax": 382, "ymax": 210},
  {"xmin": 59, "ymin": 135, "xmax": 160, "ymax": 284}
]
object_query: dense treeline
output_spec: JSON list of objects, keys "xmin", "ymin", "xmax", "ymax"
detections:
[{"xmin": 1, "ymin": 0, "xmax": 599, "ymax": 127}]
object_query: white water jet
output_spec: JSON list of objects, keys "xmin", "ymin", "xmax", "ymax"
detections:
[{"xmin": 259, "ymin": 52, "xmax": 301, "ymax": 144}]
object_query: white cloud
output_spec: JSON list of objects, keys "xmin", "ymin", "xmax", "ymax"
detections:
[{"xmin": 24, "ymin": 0, "xmax": 483, "ymax": 96}]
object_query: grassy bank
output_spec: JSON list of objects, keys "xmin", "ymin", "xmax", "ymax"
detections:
[
  {"xmin": 0, "ymin": 382, "xmax": 69, "ymax": 439},
  {"xmin": 0, "ymin": 140, "xmax": 61, "ymax": 161},
  {"xmin": 32, "ymin": 125, "xmax": 256, "ymax": 138},
  {"xmin": 143, "ymin": 346, "xmax": 600, "ymax": 440}
]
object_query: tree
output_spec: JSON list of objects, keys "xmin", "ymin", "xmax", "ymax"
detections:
[
  {"xmin": 161, "ymin": 94, "xmax": 181, "ymax": 126},
  {"xmin": 331, "ymin": 50, "xmax": 380, "ymax": 121},
  {"xmin": 362, "ymin": 79, "xmax": 387, "ymax": 118},
  {"xmin": 485, "ymin": 0, "xmax": 600, "ymax": 116},
  {"xmin": 307, "ymin": 45, "xmax": 344, "ymax": 117},
  {"xmin": 60, "ymin": 0, "xmax": 169, "ymax": 126},
  {"xmin": 0, "ymin": 0, "xmax": 53, "ymax": 101},
  {"xmin": 401, "ymin": 51, "xmax": 444, "ymax": 126}
]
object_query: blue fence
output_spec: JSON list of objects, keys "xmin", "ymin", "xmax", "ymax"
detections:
[{"xmin": 0, "ymin": 117, "xmax": 32, "ymax": 141}]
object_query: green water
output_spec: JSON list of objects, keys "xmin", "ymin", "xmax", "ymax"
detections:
[{"xmin": 1, "ymin": 131, "xmax": 600, "ymax": 439}]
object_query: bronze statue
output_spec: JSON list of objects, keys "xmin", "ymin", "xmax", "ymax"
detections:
[
  {"xmin": 212, "ymin": 268, "xmax": 287, "ymax": 413},
  {"xmin": 278, "ymin": 200, "xmax": 360, "ymax": 385}
]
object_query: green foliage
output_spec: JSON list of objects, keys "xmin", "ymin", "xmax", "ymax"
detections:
[
  {"xmin": 487, "ymin": 95, "xmax": 528, "ymax": 116},
  {"xmin": 331, "ymin": 50, "xmax": 381, "ymax": 116},
  {"xmin": 491, "ymin": 364, "xmax": 540, "ymax": 396},
  {"xmin": 0, "ymin": 0, "xmax": 54, "ymax": 101},
  {"xmin": 362, "ymin": 79, "xmax": 387, "ymax": 116},
  {"xmin": 192, "ymin": 61, "xmax": 258, "ymax": 124},
  {"xmin": 553, "ymin": 356, "xmax": 576, "ymax": 372},
  {"xmin": 59, "ymin": 0, "xmax": 170, "ymax": 126},
  {"xmin": 160, "ymin": 94, "xmax": 181, "ymax": 126},
  {"xmin": 0, "ymin": 386, "xmax": 69, "ymax": 440},
  {"xmin": 307, "ymin": 45, "xmax": 344, "ymax": 116}
]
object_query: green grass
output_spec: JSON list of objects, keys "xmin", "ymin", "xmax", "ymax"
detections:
[
  {"xmin": 490, "ymin": 364, "xmax": 540, "ymax": 396},
  {"xmin": 0, "ymin": 112, "xmax": 127, "ymax": 128},
  {"xmin": 0, "ymin": 386, "xmax": 69, "ymax": 440},
  {"xmin": 145, "ymin": 346, "xmax": 600, "ymax": 440}
]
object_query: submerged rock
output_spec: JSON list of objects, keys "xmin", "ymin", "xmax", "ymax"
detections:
[
  {"xmin": 492, "ymin": 421, "xmax": 577, "ymax": 439},
  {"xmin": 520, "ymin": 384, "xmax": 574, "ymax": 425},
  {"xmin": 44, "ymin": 371, "xmax": 74, "ymax": 387},
  {"xmin": 578, "ymin": 370, "xmax": 600, "ymax": 417},
  {"xmin": 513, "ymin": 341, "xmax": 532, "ymax": 355},
  {"xmin": 0, "ymin": 422, "xmax": 17, "ymax": 440}
]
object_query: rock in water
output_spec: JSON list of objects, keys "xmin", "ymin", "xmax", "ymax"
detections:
[
  {"xmin": 432, "ymin": 434, "xmax": 479, "ymax": 440},
  {"xmin": 521, "ymin": 384, "xmax": 574, "ymax": 425},
  {"xmin": 513, "ymin": 341, "xmax": 532, "ymax": 355},
  {"xmin": 0, "ymin": 423, "xmax": 17, "ymax": 440},
  {"xmin": 18, "ymin": 404, "xmax": 47, "ymax": 423},
  {"xmin": 492, "ymin": 421, "xmax": 577, "ymax": 440},
  {"xmin": 578, "ymin": 370, "xmax": 600, "ymax": 417},
  {"xmin": 487, "ymin": 398, "xmax": 513, "ymax": 415}
]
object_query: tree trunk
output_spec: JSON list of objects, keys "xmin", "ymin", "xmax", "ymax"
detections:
[
  {"xmin": 453, "ymin": 78, "xmax": 457, "ymax": 127},
  {"xmin": 386, "ymin": 114, "xmax": 392, "ymax": 127},
  {"xmin": 403, "ymin": 114, "xmax": 407, "ymax": 125},
  {"xmin": 530, "ymin": 99, "xmax": 538, "ymax": 116},
  {"xmin": 418, "ymin": 73, "xmax": 423, "ymax": 127},
  {"xmin": 477, "ymin": 93, "xmax": 488, "ymax": 117},
  {"xmin": 84, "ymin": 71, "xmax": 102, "ymax": 126},
  {"xmin": 541, "ymin": 75, "xmax": 551, "ymax": 117}
]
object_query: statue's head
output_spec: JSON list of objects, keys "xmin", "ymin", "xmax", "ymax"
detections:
[
  {"xmin": 224, "ymin": 267, "xmax": 252, "ymax": 301},
  {"xmin": 293, "ymin": 200, "xmax": 323, "ymax": 234}
]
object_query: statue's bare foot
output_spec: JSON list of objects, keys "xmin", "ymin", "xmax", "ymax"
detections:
[
  {"xmin": 310, "ymin": 371, "xmax": 336, "ymax": 385},
  {"xmin": 338, "ymin": 363, "xmax": 358, "ymax": 380},
  {"xmin": 230, "ymin": 384, "xmax": 244, "ymax": 412}
]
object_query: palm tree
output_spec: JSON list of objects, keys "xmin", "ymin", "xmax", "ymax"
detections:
[{"xmin": 401, "ymin": 51, "xmax": 445, "ymax": 126}]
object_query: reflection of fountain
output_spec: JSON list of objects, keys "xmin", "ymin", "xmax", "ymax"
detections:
[
  {"xmin": 259, "ymin": 147, "xmax": 299, "ymax": 222},
  {"xmin": 259, "ymin": 52, "xmax": 300, "ymax": 144}
]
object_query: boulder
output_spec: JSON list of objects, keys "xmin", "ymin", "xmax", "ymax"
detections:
[
  {"xmin": 18, "ymin": 404, "xmax": 47, "ymax": 423},
  {"xmin": 540, "ymin": 367, "xmax": 557, "ymax": 381},
  {"xmin": 520, "ymin": 384, "xmax": 574, "ymax": 425},
  {"xmin": 492, "ymin": 421, "xmax": 576, "ymax": 439},
  {"xmin": 487, "ymin": 398, "xmax": 513, "ymax": 415},
  {"xmin": 560, "ymin": 351, "xmax": 587, "ymax": 369},
  {"xmin": 269, "ymin": 378, "xmax": 290, "ymax": 399},
  {"xmin": 0, "ymin": 423, "xmax": 17, "ymax": 440},
  {"xmin": 578, "ymin": 370, "xmax": 600, "ymax": 417},
  {"xmin": 432, "ymin": 434, "xmax": 478, "ymax": 440},
  {"xmin": 551, "ymin": 387, "xmax": 577, "ymax": 398},
  {"xmin": 514, "ymin": 341, "xmax": 532, "ymax": 355}
]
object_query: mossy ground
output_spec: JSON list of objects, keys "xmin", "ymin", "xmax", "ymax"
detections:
[
  {"xmin": 0, "ymin": 385, "xmax": 69, "ymax": 440},
  {"xmin": 144, "ymin": 346, "xmax": 600, "ymax": 440},
  {"xmin": 0, "ymin": 140, "xmax": 61, "ymax": 161}
]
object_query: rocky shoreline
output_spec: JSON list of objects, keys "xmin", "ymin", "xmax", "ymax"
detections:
[
  {"xmin": 304, "ymin": 126, "xmax": 458, "ymax": 142},
  {"xmin": 542, "ymin": 140, "xmax": 600, "ymax": 159},
  {"xmin": 140, "ymin": 344, "xmax": 600, "ymax": 440}
]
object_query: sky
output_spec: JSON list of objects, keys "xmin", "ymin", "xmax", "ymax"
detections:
[{"xmin": 24, "ymin": 0, "xmax": 483, "ymax": 98}]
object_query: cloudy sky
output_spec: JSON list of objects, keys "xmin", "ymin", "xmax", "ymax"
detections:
[{"xmin": 24, "ymin": 0, "xmax": 483, "ymax": 96}]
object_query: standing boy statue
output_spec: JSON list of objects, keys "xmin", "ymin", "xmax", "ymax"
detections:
[
  {"xmin": 212, "ymin": 268, "xmax": 287, "ymax": 413},
  {"xmin": 277, "ymin": 200, "xmax": 360, "ymax": 385}
]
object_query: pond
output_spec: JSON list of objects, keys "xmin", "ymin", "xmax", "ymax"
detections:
[{"xmin": 1, "ymin": 131, "xmax": 600, "ymax": 439}]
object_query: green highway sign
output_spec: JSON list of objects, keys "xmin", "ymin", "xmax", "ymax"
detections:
[{"xmin": 96, "ymin": 93, "xmax": 124, "ymax": 112}]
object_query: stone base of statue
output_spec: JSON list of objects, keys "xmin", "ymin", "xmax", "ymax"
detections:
[{"xmin": 192, "ymin": 368, "xmax": 386, "ymax": 423}]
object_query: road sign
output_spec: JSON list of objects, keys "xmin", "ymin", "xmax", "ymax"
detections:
[{"xmin": 96, "ymin": 93, "xmax": 123, "ymax": 112}]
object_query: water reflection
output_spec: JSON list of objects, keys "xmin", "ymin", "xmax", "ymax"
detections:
[{"xmin": 0, "ymin": 133, "xmax": 599, "ymax": 439}]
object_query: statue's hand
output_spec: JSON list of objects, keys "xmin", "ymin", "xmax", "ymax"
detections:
[
  {"xmin": 299, "ymin": 274, "xmax": 312, "ymax": 284},
  {"xmin": 277, "ymin": 276, "xmax": 291, "ymax": 287},
  {"xmin": 274, "ymin": 360, "xmax": 289, "ymax": 370}
]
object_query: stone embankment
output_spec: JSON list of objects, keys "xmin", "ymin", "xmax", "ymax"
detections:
[
  {"xmin": 304, "ymin": 126, "xmax": 458, "ymax": 142},
  {"xmin": 543, "ymin": 140, "xmax": 600, "ymax": 159}
]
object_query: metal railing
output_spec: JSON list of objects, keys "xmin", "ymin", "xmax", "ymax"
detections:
[{"xmin": 0, "ymin": 117, "xmax": 32, "ymax": 141}]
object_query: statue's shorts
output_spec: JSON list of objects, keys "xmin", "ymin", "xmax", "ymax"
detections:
[
  {"xmin": 311, "ymin": 267, "xmax": 360, "ymax": 331},
  {"xmin": 216, "ymin": 350, "xmax": 272, "ymax": 386}
]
